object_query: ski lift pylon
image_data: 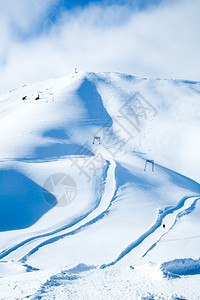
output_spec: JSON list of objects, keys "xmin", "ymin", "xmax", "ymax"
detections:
[{"xmin": 93, "ymin": 136, "xmax": 101, "ymax": 145}]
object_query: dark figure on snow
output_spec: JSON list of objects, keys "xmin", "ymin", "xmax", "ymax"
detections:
[
  {"xmin": 22, "ymin": 96, "xmax": 27, "ymax": 100},
  {"xmin": 35, "ymin": 94, "xmax": 40, "ymax": 100},
  {"xmin": 163, "ymin": 224, "xmax": 165, "ymax": 228}
]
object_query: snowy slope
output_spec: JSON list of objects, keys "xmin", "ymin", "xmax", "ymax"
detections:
[{"xmin": 0, "ymin": 72, "xmax": 200, "ymax": 299}]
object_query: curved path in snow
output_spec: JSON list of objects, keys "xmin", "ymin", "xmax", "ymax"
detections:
[
  {"xmin": 101, "ymin": 195, "xmax": 200, "ymax": 269},
  {"xmin": 0, "ymin": 159, "xmax": 116, "ymax": 262}
]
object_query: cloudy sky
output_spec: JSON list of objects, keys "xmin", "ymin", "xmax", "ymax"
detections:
[{"xmin": 0, "ymin": 0, "xmax": 199, "ymax": 93}]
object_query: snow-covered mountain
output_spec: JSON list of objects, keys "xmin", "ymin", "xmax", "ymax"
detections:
[{"xmin": 0, "ymin": 72, "xmax": 200, "ymax": 299}]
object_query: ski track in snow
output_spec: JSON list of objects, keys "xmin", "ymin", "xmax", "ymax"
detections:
[
  {"xmin": 0, "ymin": 159, "xmax": 116, "ymax": 263},
  {"xmin": 101, "ymin": 195, "xmax": 200, "ymax": 269},
  {"xmin": 1, "ymin": 155, "xmax": 199, "ymax": 273}
]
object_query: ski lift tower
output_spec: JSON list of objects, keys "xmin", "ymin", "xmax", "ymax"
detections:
[
  {"xmin": 93, "ymin": 136, "xmax": 101, "ymax": 145},
  {"xmin": 144, "ymin": 159, "xmax": 155, "ymax": 172}
]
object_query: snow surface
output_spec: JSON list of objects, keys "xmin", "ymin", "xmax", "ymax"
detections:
[{"xmin": 0, "ymin": 71, "xmax": 200, "ymax": 299}]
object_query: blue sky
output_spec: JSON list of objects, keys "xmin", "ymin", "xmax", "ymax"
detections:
[
  {"xmin": 53, "ymin": 0, "xmax": 163, "ymax": 10},
  {"xmin": 15, "ymin": 0, "xmax": 165, "ymax": 39},
  {"xmin": 0, "ymin": 0, "xmax": 199, "ymax": 92},
  {"xmin": 56, "ymin": 0, "xmax": 163, "ymax": 10}
]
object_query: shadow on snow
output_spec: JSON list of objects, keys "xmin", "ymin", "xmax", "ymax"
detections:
[{"xmin": 0, "ymin": 169, "xmax": 56, "ymax": 231}]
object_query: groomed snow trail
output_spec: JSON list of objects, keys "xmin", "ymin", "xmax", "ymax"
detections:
[
  {"xmin": 101, "ymin": 195, "xmax": 200, "ymax": 269},
  {"xmin": 0, "ymin": 159, "xmax": 116, "ymax": 262}
]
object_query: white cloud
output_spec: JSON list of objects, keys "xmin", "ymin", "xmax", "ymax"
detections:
[{"xmin": 0, "ymin": 0, "xmax": 200, "ymax": 93}]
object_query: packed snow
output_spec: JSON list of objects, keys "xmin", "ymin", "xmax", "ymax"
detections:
[{"xmin": 0, "ymin": 71, "xmax": 200, "ymax": 299}]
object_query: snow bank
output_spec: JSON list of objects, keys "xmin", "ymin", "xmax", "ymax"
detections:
[{"xmin": 162, "ymin": 258, "xmax": 200, "ymax": 277}]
